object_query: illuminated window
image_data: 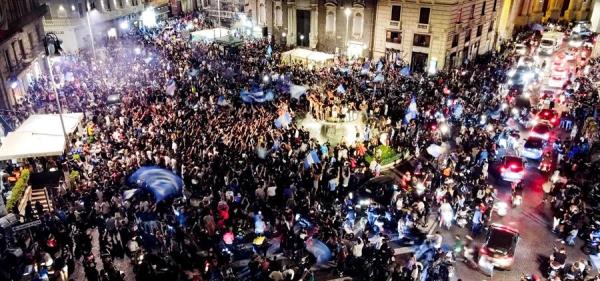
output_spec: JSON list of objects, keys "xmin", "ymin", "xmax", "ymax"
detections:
[
  {"xmin": 413, "ymin": 34, "xmax": 431, "ymax": 47},
  {"xmin": 386, "ymin": 31, "xmax": 401, "ymax": 43}
]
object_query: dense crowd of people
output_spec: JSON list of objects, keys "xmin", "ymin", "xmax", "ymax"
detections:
[{"xmin": 0, "ymin": 12, "xmax": 599, "ymax": 281}]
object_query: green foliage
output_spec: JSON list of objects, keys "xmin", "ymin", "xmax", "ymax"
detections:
[
  {"xmin": 69, "ymin": 170, "xmax": 80, "ymax": 182},
  {"xmin": 365, "ymin": 145, "xmax": 402, "ymax": 166},
  {"xmin": 6, "ymin": 169, "xmax": 30, "ymax": 212}
]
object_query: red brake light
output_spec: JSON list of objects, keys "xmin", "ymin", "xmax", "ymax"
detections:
[
  {"xmin": 551, "ymin": 118, "xmax": 556, "ymax": 122},
  {"xmin": 501, "ymin": 167, "xmax": 506, "ymax": 172},
  {"xmin": 544, "ymin": 112, "xmax": 549, "ymax": 116},
  {"xmin": 480, "ymin": 247, "xmax": 488, "ymax": 255},
  {"xmin": 510, "ymin": 164, "xmax": 517, "ymax": 169}
]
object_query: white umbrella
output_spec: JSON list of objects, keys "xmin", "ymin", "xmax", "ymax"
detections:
[{"xmin": 426, "ymin": 144, "xmax": 445, "ymax": 158}]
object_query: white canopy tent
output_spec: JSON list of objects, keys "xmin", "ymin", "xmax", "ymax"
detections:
[
  {"xmin": 191, "ymin": 28, "xmax": 230, "ymax": 42},
  {"xmin": 281, "ymin": 48, "xmax": 335, "ymax": 68},
  {"xmin": 16, "ymin": 113, "xmax": 83, "ymax": 136},
  {"xmin": 0, "ymin": 113, "xmax": 84, "ymax": 160}
]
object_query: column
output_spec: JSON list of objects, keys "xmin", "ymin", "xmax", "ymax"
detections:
[
  {"xmin": 507, "ymin": 0, "xmax": 524, "ymax": 33},
  {"xmin": 564, "ymin": 0, "xmax": 576, "ymax": 19},
  {"xmin": 309, "ymin": 4, "xmax": 318, "ymax": 48},
  {"xmin": 590, "ymin": 0, "xmax": 600, "ymax": 32},
  {"xmin": 521, "ymin": 0, "xmax": 531, "ymax": 15},
  {"xmin": 287, "ymin": 1, "xmax": 296, "ymax": 45}
]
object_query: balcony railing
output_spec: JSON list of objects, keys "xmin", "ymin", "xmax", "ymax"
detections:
[
  {"xmin": 145, "ymin": 0, "xmax": 170, "ymax": 6},
  {"xmin": 206, "ymin": 10, "xmax": 236, "ymax": 19},
  {"xmin": 389, "ymin": 21, "xmax": 401, "ymax": 29},
  {"xmin": 96, "ymin": 5, "xmax": 145, "ymax": 21},
  {"xmin": 416, "ymin": 23, "xmax": 430, "ymax": 33},
  {"xmin": 43, "ymin": 5, "xmax": 144, "ymax": 27},
  {"xmin": 0, "ymin": 4, "xmax": 49, "ymax": 46},
  {"xmin": 43, "ymin": 18, "xmax": 84, "ymax": 27}
]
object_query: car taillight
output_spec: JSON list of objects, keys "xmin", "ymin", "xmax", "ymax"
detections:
[
  {"xmin": 500, "ymin": 167, "xmax": 506, "ymax": 172},
  {"xmin": 551, "ymin": 118, "xmax": 556, "ymax": 122},
  {"xmin": 480, "ymin": 247, "xmax": 488, "ymax": 255}
]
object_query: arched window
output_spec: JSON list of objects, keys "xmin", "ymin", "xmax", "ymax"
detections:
[
  {"xmin": 352, "ymin": 12, "xmax": 363, "ymax": 37},
  {"xmin": 259, "ymin": 3, "xmax": 266, "ymax": 25},
  {"xmin": 326, "ymin": 11, "xmax": 335, "ymax": 33},
  {"xmin": 275, "ymin": 6, "xmax": 283, "ymax": 26}
]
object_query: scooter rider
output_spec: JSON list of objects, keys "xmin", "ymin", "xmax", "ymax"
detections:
[
  {"xmin": 549, "ymin": 245, "xmax": 567, "ymax": 278},
  {"xmin": 511, "ymin": 181, "xmax": 524, "ymax": 207}
]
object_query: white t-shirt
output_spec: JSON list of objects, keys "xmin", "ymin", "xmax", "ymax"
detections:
[
  {"xmin": 352, "ymin": 238, "xmax": 363, "ymax": 257},
  {"xmin": 267, "ymin": 186, "xmax": 277, "ymax": 197}
]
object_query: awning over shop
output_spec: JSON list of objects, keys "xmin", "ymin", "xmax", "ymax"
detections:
[
  {"xmin": 191, "ymin": 28, "xmax": 230, "ymax": 41},
  {"xmin": 214, "ymin": 35, "xmax": 244, "ymax": 48},
  {"xmin": 0, "ymin": 113, "xmax": 84, "ymax": 160},
  {"xmin": 281, "ymin": 48, "xmax": 335, "ymax": 67}
]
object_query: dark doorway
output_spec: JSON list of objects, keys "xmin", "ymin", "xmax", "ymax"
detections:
[
  {"xmin": 410, "ymin": 52, "xmax": 428, "ymax": 72},
  {"xmin": 463, "ymin": 46, "xmax": 469, "ymax": 64},
  {"xmin": 542, "ymin": 0, "xmax": 549, "ymax": 14},
  {"xmin": 560, "ymin": 0, "xmax": 570, "ymax": 16},
  {"xmin": 296, "ymin": 10, "xmax": 311, "ymax": 47}
]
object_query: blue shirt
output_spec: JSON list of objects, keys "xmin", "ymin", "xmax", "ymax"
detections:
[{"xmin": 472, "ymin": 210, "xmax": 483, "ymax": 224}]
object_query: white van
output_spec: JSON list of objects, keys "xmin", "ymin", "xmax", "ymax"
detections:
[{"xmin": 539, "ymin": 32, "xmax": 564, "ymax": 55}]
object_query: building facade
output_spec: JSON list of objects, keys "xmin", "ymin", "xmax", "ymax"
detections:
[
  {"xmin": 498, "ymin": 0, "xmax": 590, "ymax": 38},
  {"xmin": 0, "ymin": 0, "xmax": 48, "ymax": 109},
  {"xmin": 372, "ymin": 0, "xmax": 501, "ymax": 72},
  {"xmin": 245, "ymin": 0, "xmax": 377, "ymax": 58},
  {"xmin": 181, "ymin": 0, "xmax": 244, "ymax": 18},
  {"xmin": 42, "ymin": 0, "xmax": 147, "ymax": 53}
]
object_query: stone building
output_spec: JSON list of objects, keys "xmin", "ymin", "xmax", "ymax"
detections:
[
  {"xmin": 0, "ymin": 0, "xmax": 48, "ymax": 109},
  {"xmin": 372, "ymin": 0, "xmax": 502, "ymax": 72},
  {"xmin": 245, "ymin": 0, "xmax": 377, "ymax": 58},
  {"xmin": 498, "ymin": 0, "xmax": 590, "ymax": 38},
  {"xmin": 42, "ymin": 0, "xmax": 151, "ymax": 53}
]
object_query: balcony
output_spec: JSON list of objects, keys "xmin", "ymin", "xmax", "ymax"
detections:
[
  {"xmin": 96, "ymin": 5, "xmax": 145, "ymax": 22},
  {"xmin": 43, "ymin": 18, "xmax": 84, "ymax": 27},
  {"xmin": 206, "ymin": 10, "xmax": 236, "ymax": 19},
  {"xmin": 145, "ymin": 0, "xmax": 170, "ymax": 6},
  {"xmin": 416, "ymin": 23, "xmax": 430, "ymax": 33},
  {"xmin": 389, "ymin": 21, "xmax": 401, "ymax": 30},
  {"xmin": 0, "ymin": 4, "xmax": 49, "ymax": 46},
  {"xmin": 352, "ymin": 0, "xmax": 365, "ymax": 7},
  {"xmin": 2, "ymin": 58, "xmax": 34, "ymax": 79}
]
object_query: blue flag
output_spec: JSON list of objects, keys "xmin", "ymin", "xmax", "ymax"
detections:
[
  {"xmin": 274, "ymin": 112, "xmax": 292, "ymax": 128},
  {"xmin": 303, "ymin": 150, "xmax": 321, "ymax": 169},
  {"xmin": 266, "ymin": 45, "xmax": 272, "ymax": 57}
]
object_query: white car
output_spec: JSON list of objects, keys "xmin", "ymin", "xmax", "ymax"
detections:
[
  {"xmin": 515, "ymin": 44, "xmax": 528, "ymax": 55},
  {"xmin": 551, "ymin": 65, "xmax": 569, "ymax": 78},
  {"xmin": 548, "ymin": 73, "xmax": 568, "ymax": 88},
  {"xmin": 522, "ymin": 137, "xmax": 545, "ymax": 160},
  {"xmin": 564, "ymin": 49, "xmax": 577, "ymax": 61},
  {"xmin": 500, "ymin": 156, "xmax": 526, "ymax": 182},
  {"xmin": 568, "ymin": 35, "xmax": 584, "ymax": 48},
  {"xmin": 539, "ymin": 39, "xmax": 557, "ymax": 55}
]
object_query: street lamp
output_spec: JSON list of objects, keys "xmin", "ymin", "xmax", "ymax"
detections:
[
  {"xmin": 86, "ymin": 2, "xmax": 97, "ymax": 59},
  {"xmin": 119, "ymin": 20, "xmax": 130, "ymax": 30},
  {"xmin": 43, "ymin": 33, "xmax": 69, "ymax": 147},
  {"xmin": 300, "ymin": 34, "xmax": 305, "ymax": 46},
  {"xmin": 344, "ymin": 8, "xmax": 352, "ymax": 56},
  {"xmin": 141, "ymin": 7, "xmax": 158, "ymax": 28},
  {"xmin": 281, "ymin": 32, "xmax": 287, "ymax": 46}
]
